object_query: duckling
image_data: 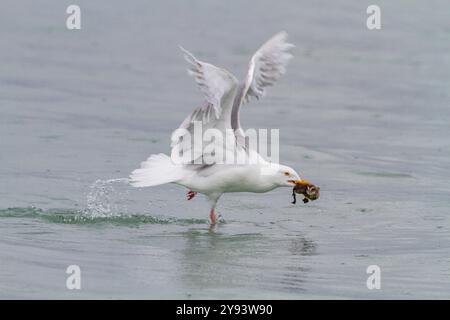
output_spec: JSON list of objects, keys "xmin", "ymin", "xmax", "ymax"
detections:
[{"xmin": 292, "ymin": 183, "xmax": 320, "ymax": 204}]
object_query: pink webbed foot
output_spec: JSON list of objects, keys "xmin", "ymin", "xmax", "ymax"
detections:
[{"xmin": 187, "ymin": 190, "xmax": 197, "ymax": 200}]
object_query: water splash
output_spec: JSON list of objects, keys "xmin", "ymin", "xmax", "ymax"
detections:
[
  {"xmin": 86, "ymin": 178, "xmax": 131, "ymax": 218},
  {"xmin": 0, "ymin": 178, "xmax": 210, "ymax": 225}
]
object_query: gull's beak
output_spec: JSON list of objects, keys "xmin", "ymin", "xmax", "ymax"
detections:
[{"xmin": 288, "ymin": 179, "xmax": 311, "ymax": 186}]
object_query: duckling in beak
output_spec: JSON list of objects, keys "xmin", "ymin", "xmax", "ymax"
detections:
[{"xmin": 291, "ymin": 181, "xmax": 320, "ymax": 204}]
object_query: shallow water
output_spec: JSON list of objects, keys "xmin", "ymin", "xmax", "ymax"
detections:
[{"xmin": 1, "ymin": 0, "xmax": 450, "ymax": 299}]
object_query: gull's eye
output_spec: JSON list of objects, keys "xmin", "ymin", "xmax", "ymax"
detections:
[{"xmin": 284, "ymin": 171, "xmax": 290, "ymax": 176}]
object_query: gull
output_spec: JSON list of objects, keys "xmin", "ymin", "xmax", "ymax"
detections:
[{"xmin": 130, "ymin": 32, "xmax": 312, "ymax": 225}]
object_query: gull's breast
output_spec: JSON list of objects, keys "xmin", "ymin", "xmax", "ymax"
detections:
[{"xmin": 178, "ymin": 164, "xmax": 276, "ymax": 194}]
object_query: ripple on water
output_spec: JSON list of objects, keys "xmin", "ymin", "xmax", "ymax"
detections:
[
  {"xmin": 0, "ymin": 207, "xmax": 208, "ymax": 226},
  {"xmin": 355, "ymin": 171, "xmax": 414, "ymax": 178}
]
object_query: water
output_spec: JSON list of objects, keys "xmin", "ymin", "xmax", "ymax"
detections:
[{"xmin": 1, "ymin": 0, "xmax": 450, "ymax": 299}]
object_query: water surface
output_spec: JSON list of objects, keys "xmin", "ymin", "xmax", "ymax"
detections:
[{"xmin": 1, "ymin": 0, "xmax": 449, "ymax": 299}]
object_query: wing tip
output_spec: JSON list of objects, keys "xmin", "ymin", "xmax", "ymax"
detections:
[
  {"xmin": 272, "ymin": 31, "xmax": 295, "ymax": 49},
  {"xmin": 179, "ymin": 45, "xmax": 198, "ymax": 65},
  {"xmin": 272, "ymin": 30, "xmax": 288, "ymax": 42},
  {"xmin": 178, "ymin": 45, "xmax": 188, "ymax": 55}
]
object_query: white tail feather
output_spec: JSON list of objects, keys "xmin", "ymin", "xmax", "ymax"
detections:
[{"xmin": 130, "ymin": 153, "xmax": 183, "ymax": 187}]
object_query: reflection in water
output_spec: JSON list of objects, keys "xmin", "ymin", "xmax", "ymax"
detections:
[
  {"xmin": 278, "ymin": 236, "xmax": 316, "ymax": 292},
  {"xmin": 176, "ymin": 225, "xmax": 316, "ymax": 294}
]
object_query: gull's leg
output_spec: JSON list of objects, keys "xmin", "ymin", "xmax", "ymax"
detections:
[
  {"xmin": 186, "ymin": 190, "xmax": 197, "ymax": 200},
  {"xmin": 209, "ymin": 208, "xmax": 216, "ymax": 225},
  {"xmin": 207, "ymin": 193, "xmax": 222, "ymax": 226}
]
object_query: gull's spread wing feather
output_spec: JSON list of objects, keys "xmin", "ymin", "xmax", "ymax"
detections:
[
  {"xmin": 231, "ymin": 32, "xmax": 294, "ymax": 137},
  {"xmin": 180, "ymin": 46, "xmax": 238, "ymax": 118},
  {"xmin": 173, "ymin": 47, "xmax": 241, "ymax": 165}
]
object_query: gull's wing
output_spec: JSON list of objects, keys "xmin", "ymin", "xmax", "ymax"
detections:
[
  {"xmin": 172, "ymin": 48, "xmax": 241, "ymax": 165},
  {"xmin": 231, "ymin": 32, "xmax": 294, "ymax": 138},
  {"xmin": 179, "ymin": 46, "xmax": 238, "ymax": 118}
]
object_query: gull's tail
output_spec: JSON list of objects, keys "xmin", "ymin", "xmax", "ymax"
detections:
[{"xmin": 129, "ymin": 153, "xmax": 183, "ymax": 187}]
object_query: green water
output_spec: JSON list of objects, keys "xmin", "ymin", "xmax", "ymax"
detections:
[{"xmin": 0, "ymin": 207, "xmax": 208, "ymax": 226}]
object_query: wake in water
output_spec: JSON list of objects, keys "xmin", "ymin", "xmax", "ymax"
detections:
[
  {"xmin": 0, "ymin": 178, "xmax": 208, "ymax": 225},
  {"xmin": 0, "ymin": 207, "xmax": 207, "ymax": 225},
  {"xmin": 83, "ymin": 178, "xmax": 207, "ymax": 224}
]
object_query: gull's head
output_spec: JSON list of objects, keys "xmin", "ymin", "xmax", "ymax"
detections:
[{"xmin": 273, "ymin": 164, "xmax": 310, "ymax": 188}]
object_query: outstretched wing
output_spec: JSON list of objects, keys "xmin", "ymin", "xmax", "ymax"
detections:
[
  {"xmin": 231, "ymin": 31, "xmax": 294, "ymax": 138},
  {"xmin": 179, "ymin": 46, "xmax": 238, "ymax": 118},
  {"xmin": 172, "ymin": 48, "xmax": 241, "ymax": 165},
  {"xmin": 243, "ymin": 31, "xmax": 294, "ymax": 103}
]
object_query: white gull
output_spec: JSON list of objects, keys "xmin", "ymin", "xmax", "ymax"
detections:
[{"xmin": 130, "ymin": 32, "xmax": 312, "ymax": 225}]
